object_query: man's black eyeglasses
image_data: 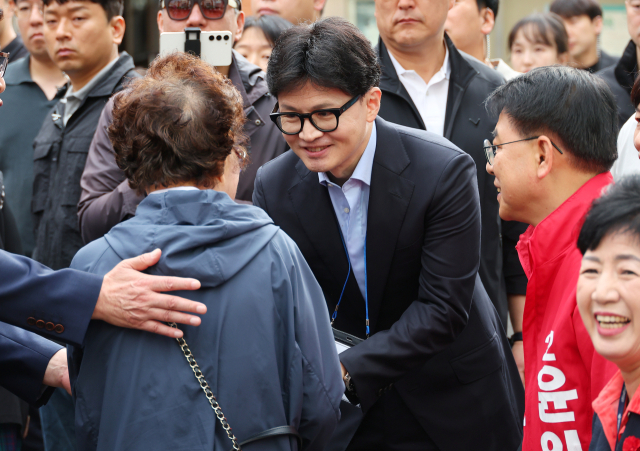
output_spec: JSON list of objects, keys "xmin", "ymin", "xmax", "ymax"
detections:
[
  {"xmin": 483, "ymin": 136, "xmax": 564, "ymax": 166},
  {"xmin": 270, "ymin": 95, "xmax": 361, "ymax": 135},
  {"xmin": 160, "ymin": 0, "xmax": 238, "ymax": 21}
]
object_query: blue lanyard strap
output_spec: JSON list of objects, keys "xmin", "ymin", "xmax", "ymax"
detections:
[
  {"xmin": 331, "ymin": 228, "xmax": 369, "ymax": 338},
  {"xmin": 617, "ymin": 384, "xmax": 628, "ymax": 449}
]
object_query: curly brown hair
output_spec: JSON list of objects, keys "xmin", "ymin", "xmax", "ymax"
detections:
[{"xmin": 109, "ymin": 52, "xmax": 247, "ymax": 196}]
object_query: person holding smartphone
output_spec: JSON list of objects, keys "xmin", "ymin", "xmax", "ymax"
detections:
[{"xmin": 78, "ymin": 0, "xmax": 288, "ymax": 245}]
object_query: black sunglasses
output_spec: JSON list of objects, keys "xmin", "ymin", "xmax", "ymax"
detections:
[
  {"xmin": 160, "ymin": 0, "xmax": 238, "ymax": 21},
  {"xmin": 483, "ymin": 136, "xmax": 564, "ymax": 166},
  {"xmin": 270, "ymin": 95, "xmax": 361, "ymax": 135}
]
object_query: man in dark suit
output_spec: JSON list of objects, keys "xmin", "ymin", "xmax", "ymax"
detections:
[
  {"xmin": 254, "ymin": 17, "xmax": 524, "ymax": 451},
  {"xmin": 374, "ymin": 0, "xmax": 528, "ymax": 376}
]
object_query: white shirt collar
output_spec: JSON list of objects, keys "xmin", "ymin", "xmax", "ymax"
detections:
[
  {"xmin": 387, "ymin": 42, "xmax": 451, "ymax": 85},
  {"xmin": 148, "ymin": 186, "xmax": 201, "ymax": 195},
  {"xmin": 318, "ymin": 121, "xmax": 377, "ymax": 187}
]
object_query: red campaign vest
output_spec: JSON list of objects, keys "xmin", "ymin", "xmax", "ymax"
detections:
[{"xmin": 518, "ymin": 172, "xmax": 618, "ymax": 451}]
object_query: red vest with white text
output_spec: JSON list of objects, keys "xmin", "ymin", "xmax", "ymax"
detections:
[{"xmin": 518, "ymin": 172, "xmax": 617, "ymax": 451}]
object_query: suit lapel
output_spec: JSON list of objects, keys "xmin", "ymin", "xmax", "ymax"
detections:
[
  {"xmin": 366, "ymin": 118, "xmax": 415, "ymax": 331},
  {"xmin": 288, "ymin": 159, "xmax": 351, "ymax": 288}
]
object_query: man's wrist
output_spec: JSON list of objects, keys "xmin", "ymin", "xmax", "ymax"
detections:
[{"xmin": 509, "ymin": 331, "xmax": 523, "ymax": 348}]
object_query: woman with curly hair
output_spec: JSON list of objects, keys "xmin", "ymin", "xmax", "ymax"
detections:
[{"xmin": 68, "ymin": 52, "xmax": 342, "ymax": 451}]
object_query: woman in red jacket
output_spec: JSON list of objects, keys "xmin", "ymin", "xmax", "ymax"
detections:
[{"xmin": 577, "ymin": 175, "xmax": 640, "ymax": 451}]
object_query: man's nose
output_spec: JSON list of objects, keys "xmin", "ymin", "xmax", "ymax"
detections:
[
  {"xmin": 185, "ymin": 3, "xmax": 207, "ymax": 28},
  {"xmin": 55, "ymin": 17, "xmax": 71, "ymax": 40},
  {"xmin": 298, "ymin": 118, "xmax": 324, "ymax": 142},
  {"xmin": 486, "ymin": 162, "xmax": 495, "ymax": 176},
  {"xmin": 30, "ymin": 4, "xmax": 44, "ymax": 25}
]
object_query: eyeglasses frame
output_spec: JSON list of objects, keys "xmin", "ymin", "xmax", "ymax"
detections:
[
  {"xmin": 483, "ymin": 136, "xmax": 564, "ymax": 166},
  {"xmin": 159, "ymin": 0, "xmax": 238, "ymax": 21},
  {"xmin": 269, "ymin": 95, "xmax": 361, "ymax": 135},
  {"xmin": 0, "ymin": 52, "xmax": 9, "ymax": 79}
]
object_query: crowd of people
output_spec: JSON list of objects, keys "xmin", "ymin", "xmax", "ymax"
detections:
[{"xmin": 2, "ymin": 0, "xmax": 640, "ymax": 450}]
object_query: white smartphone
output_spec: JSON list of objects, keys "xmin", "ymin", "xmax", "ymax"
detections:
[{"xmin": 159, "ymin": 28, "xmax": 233, "ymax": 67}]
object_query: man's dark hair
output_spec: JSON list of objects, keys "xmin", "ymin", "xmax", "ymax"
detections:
[
  {"xmin": 578, "ymin": 175, "xmax": 640, "ymax": 254},
  {"xmin": 549, "ymin": 0, "xmax": 603, "ymax": 21},
  {"xmin": 243, "ymin": 15, "xmax": 292, "ymax": 47},
  {"xmin": 508, "ymin": 12, "xmax": 569, "ymax": 55},
  {"xmin": 109, "ymin": 52, "xmax": 247, "ymax": 195},
  {"xmin": 477, "ymin": 0, "xmax": 499, "ymax": 20},
  {"xmin": 43, "ymin": 0, "xmax": 123, "ymax": 19},
  {"xmin": 267, "ymin": 16, "xmax": 380, "ymax": 98},
  {"xmin": 485, "ymin": 65, "xmax": 618, "ymax": 173}
]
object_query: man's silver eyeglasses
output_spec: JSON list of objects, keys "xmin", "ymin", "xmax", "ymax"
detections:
[
  {"xmin": 483, "ymin": 136, "xmax": 564, "ymax": 166},
  {"xmin": 0, "ymin": 52, "xmax": 9, "ymax": 78}
]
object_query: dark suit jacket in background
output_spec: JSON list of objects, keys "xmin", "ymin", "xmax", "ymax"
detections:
[
  {"xmin": 597, "ymin": 40, "xmax": 637, "ymax": 129},
  {"xmin": 376, "ymin": 35, "xmax": 528, "ymax": 325},
  {"xmin": 253, "ymin": 117, "xmax": 524, "ymax": 450}
]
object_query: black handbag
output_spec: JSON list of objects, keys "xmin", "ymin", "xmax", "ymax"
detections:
[{"xmin": 168, "ymin": 322, "xmax": 303, "ymax": 450}]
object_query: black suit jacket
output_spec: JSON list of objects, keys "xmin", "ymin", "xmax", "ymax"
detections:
[
  {"xmin": 376, "ymin": 35, "xmax": 528, "ymax": 324},
  {"xmin": 253, "ymin": 117, "xmax": 524, "ymax": 450}
]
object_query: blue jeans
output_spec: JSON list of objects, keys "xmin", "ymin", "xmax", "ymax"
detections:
[{"xmin": 39, "ymin": 389, "xmax": 75, "ymax": 451}]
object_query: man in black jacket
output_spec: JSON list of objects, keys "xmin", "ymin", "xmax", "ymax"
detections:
[
  {"xmin": 374, "ymin": 0, "xmax": 527, "ymax": 376},
  {"xmin": 596, "ymin": 0, "xmax": 640, "ymax": 129},
  {"xmin": 255, "ymin": 17, "xmax": 524, "ymax": 451},
  {"xmin": 32, "ymin": 0, "xmax": 135, "ymax": 447}
]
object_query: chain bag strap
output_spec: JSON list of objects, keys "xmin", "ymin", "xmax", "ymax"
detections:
[{"xmin": 168, "ymin": 322, "xmax": 242, "ymax": 451}]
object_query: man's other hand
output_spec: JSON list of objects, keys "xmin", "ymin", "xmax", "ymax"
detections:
[
  {"xmin": 43, "ymin": 349, "xmax": 70, "ymax": 394},
  {"xmin": 92, "ymin": 249, "xmax": 205, "ymax": 338}
]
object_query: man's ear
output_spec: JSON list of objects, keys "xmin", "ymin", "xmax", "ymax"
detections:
[
  {"xmin": 313, "ymin": 0, "xmax": 326, "ymax": 17},
  {"xmin": 593, "ymin": 15, "xmax": 603, "ymax": 35},
  {"xmin": 365, "ymin": 87, "xmax": 382, "ymax": 122},
  {"xmin": 481, "ymin": 7, "xmax": 495, "ymax": 36},
  {"xmin": 111, "ymin": 15, "xmax": 126, "ymax": 45},
  {"xmin": 536, "ymin": 136, "xmax": 556, "ymax": 181},
  {"xmin": 157, "ymin": 10, "xmax": 164, "ymax": 34},
  {"xmin": 234, "ymin": 9, "xmax": 245, "ymax": 42}
]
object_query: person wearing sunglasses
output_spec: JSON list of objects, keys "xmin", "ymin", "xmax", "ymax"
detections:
[
  {"xmin": 484, "ymin": 65, "xmax": 619, "ymax": 451},
  {"xmin": 77, "ymin": 0, "xmax": 286, "ymax": 246},
  {"xmin": 255, "ymin": 17, "xmax": 524, "ymax": 451}
]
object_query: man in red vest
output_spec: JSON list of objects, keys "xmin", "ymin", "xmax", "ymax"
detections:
[{"xmin": 485, "ymin": 66, "xmax": 618, "ymax": 451}]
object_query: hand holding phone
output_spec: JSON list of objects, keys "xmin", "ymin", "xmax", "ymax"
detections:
[{"xmin": 159, "ymin": 28, "xmax": 233, "ymax": 67}]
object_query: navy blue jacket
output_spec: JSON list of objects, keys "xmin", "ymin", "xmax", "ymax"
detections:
[
  {"xmin": 69, "ymin": 190, "xmax": 343, "ymax": 451},
  {"xmin": 0, "ymin": 250, "xmax": 101, "ymax": 405}
]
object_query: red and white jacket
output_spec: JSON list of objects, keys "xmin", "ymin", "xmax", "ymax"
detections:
[{"xmin": 518, "ymin": 172, "xmax": 617, "ymax": 451}]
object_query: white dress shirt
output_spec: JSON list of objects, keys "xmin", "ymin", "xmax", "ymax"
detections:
[
  {"xmin": 387, "ymin": 45, "xmax": 450, "ymax": 136},
  {"xmin": 318, "ymin": 122, "xmax": 377, "ymax": 300},
  {"xmin": 612, "ymin": 114, "xmax": 640, "ymax": 181}
]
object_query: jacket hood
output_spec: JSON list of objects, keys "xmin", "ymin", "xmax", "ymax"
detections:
[{"xmin": 104, "ymin": 189, "xmax": 278, "ymax": 288}]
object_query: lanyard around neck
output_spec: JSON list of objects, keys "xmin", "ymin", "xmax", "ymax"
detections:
[
  {"xmin": 617, "ymin": 384, "xmax": 628, "ymax": 449},
  {"xmin": 331, "ymin": 227, "xmax": 369, "ymax": 338}
]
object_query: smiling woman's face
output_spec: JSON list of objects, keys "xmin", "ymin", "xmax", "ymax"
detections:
[{"xmin": 577, "ymin": 232, "xmax": 640, "ymax": 370}]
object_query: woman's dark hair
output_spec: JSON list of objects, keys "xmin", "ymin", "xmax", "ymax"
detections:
[
  {"xmin": 485, "ymin": 65, "xmax": 618, "ymax": 174},
  {"xmin": 43, "ymin": 0, "xmax": 123, "ymax": 20},
  {"xmin": 243, "ymin": 15, "xmax": 293, "ymax": 47},
  {"xmin": 578, "ymin": 175, "xmax": 640, "ymax": 254},
  {"xmin": 109, "ymin": 52, "xmax": 247, "ymax": 195},
  {"xmin": 508, "ymin": 12, "xmax": 569, "ymax": 55},
  {"xmin": 631, "ymin": 75, "xmax": 640, "ymax": 109},
  {"xmin": 267, "ymin": 16, "xmax": 380, "ymax": 98},
  {"xmin": 550, "ymin": 0, "xmax": 603, "ymax": 21}
]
